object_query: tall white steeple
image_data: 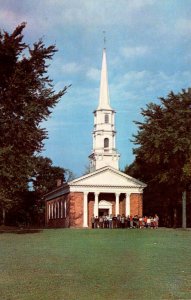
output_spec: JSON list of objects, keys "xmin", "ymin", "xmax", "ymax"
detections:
[
  {"xmin": 97, "ymin": 48, "xmax": 111, "ymax": 110},
  {"xmin": 89, "ymin": 47, "xmax": 120, "ymax": 172}
]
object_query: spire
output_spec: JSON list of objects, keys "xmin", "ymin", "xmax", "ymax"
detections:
[{"xmin": 98, "ymin": 48, "xmax": 111, "ymax": 110}]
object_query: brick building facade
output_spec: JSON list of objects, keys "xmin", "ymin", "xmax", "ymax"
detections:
[{"xmin": 45, "ymin": 166, "xmax": 146, "ymax": 228}]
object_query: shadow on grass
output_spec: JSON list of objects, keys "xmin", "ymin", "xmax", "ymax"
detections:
[{"xmin": 0, "ymin": 227, "xmax": 42, "ymax": 234}]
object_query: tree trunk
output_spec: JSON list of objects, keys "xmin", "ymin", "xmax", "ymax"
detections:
[
  {"xmin": 182, "ymin": 191, "xmax": 186, "ymax": 229},
  {"xmin": 2, "ymin": 207, "xmax": 6, "ymax": 225},
  {"xmin": 173, "ymin": 208, "xmax": 177, "ymax": 228}
]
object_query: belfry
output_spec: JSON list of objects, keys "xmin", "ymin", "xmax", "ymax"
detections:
[
  {"xmin": 89, "ymin": 48, "xmax": 120, "ymax": 171},
  {"xmin": 44, "ymin": 46, "xmax": 146, "ymax": 228}
]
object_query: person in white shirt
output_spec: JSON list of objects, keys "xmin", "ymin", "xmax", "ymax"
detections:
[{"xmin": 147, "ymin": 217, "xmax": 151, "ymax": 228}]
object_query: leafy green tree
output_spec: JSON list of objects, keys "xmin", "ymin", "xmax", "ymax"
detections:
[
  {"xmin": 126, "ymin": 89, "xmax": 191, "ymax": 226},
  {"xmin": 0, "ymin": 23, "xmax": 68, "ymax": 221},
  {"xmin": 3, "ymin": 156, "xmax": 74, "ymax": 227},
  {"xmin": 32, "ymin": 156, "xmax": 66, "ymax": 195}
]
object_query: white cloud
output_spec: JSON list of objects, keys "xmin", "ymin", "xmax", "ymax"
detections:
[
  {"xmin": 86, "ymin": 67, "xmax": 100, "ymax": 81},
  {"xmin": 127, "ymin": 0, "xmax": 155, "ymax": 9},
  {"xmin": 14, "ymin": 0, "xmax": 156, "ymax": 31},
  {"xmin": 175, "ymin": 18, "xmax": 191, "ymax": 36},
  {"xmin": 109, "ymin": 69, "xmax": 191, "ymax": 110},
  {"xmin": 123, "ymin": 70, "xmax": 149, "ymax": 81},
  {"xmin": 62, "ymin": 62, "xmax": 82, "ymax": 74},
  {"xmin": 120, "ymin": 46, "xmax": 150, "ymax": 58},
  {"xmin": 0, "ymin": 9, "xmax": 25, "ymax": 29}
]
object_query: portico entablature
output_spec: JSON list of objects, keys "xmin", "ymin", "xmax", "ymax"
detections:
[{"xmin": 69, "ymin": 185, "xmax": 143, "ymax": 195}]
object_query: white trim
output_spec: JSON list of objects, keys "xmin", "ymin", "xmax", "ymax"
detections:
[{"xmin": 70, "ymin": 186, "xmax": 143, "ymax": 194}]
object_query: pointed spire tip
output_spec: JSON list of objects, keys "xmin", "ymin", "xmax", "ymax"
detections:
[{"xmin": 103, "ymin": 30, "xmax": 106, "ymax": 49}]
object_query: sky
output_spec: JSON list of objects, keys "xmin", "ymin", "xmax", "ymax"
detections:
[{"xmin": 1, "ymin": 0, "xmax": 191, "ymax": 177}]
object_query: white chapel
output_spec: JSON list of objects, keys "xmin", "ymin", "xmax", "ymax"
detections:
[{"xmin": 45, "ymin": 47, "xmax": 146, "ymax": 228}]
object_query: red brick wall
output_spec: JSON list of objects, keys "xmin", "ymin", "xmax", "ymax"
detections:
[
  {"xmin": 130, "ymin": 193, "xmax": 143, "ymax": 217},
  {"xmin": 46, "ymin": 192, "xmax": 143, "ymax": 228},
  {"xmin": 69, "ymin": 192, "xmax": 83, "ymax": 227},
  {"xmin": 88, "ymin": 193, "xmax": 94, "ymax": 227},
  {"xmin": 119, "ymin": 194, "xmax": 125, "ymax": 216}
]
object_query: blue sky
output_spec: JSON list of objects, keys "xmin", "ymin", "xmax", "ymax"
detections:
[{"xmin": 1, "ymin": 0, "xmax": 191, "ymax": 177}]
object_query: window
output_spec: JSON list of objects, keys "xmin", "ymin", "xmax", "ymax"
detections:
[
  {"xmin": 48, "ymin": 205, "xmax": 51, "ymax": 220},
  {"xmin": 104, "ymin": 138, "xmax": 109, "ymax": 148},
  {"xmin": 64, "ymin": 200, "xmax": 67, "ymax": 218},
  {"xmin": 61, "ymin": 201, "xmax": 63, "ymax": 218},
  {"xmin": 105, "ymin": 114, "xmax": 109, "ymax": 123},
  {"xmin": 51, "ymin": 203, "xmax": 53, "ymax": 219}
]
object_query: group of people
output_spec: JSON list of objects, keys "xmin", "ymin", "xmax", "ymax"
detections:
[{"xmin": 91, "ymin": 214, "xmax": 159, "ymax": 229}]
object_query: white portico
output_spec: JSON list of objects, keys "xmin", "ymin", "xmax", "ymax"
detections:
[{"xmin": 69, "ymin": 166, "xmax": 146, "ymax": 227}]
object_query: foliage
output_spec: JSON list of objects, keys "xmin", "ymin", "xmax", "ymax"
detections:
[
  {"xmin": 133, "ymin": 90, "xmax": 191, "ymax": 187},
  {"xmin": 125, "ymin": 89, "xmax": 191, "ymax": 226},
  {"xmin": 0, "ymin": 23, "xmax": 68, "ymax": 211},
  {"xmin": 32, "ymin": 156, "xmax": 66, "ymax": 195}
]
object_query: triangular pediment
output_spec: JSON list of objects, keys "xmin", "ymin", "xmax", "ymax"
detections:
[{"xmin": 69, "ymin": 166, "xmax": 146, "ymax": 188}]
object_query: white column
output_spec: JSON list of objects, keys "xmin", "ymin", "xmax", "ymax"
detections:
[
  {"xmin": 125, "ymin": 193, "xmax": 131, "ymax": 217},
  {"xmin": 94, "ymin": 192, "xmax": 99, "ymax": 217},
  {"xmin": 83, "ymin": 192, "xmax": 88, "ymax": 227},
  {"xmin": 115, "ymin": 193, "xmax": 120, "ymax": 216}
]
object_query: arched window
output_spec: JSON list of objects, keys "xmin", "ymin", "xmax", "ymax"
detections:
[
  {"xmin": 105, "ymin": 114, "xmax": 109, "ymax": 123},
  {"xmin": 104, "ymin": 138, "xmax": 109, "ymax": 148}
]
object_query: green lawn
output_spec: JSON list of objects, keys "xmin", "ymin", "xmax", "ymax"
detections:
[{"xmin": 1, "ymin": 228, "xmax": 191, "ymax": 300}]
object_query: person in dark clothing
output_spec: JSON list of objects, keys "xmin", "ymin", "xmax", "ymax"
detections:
[
  {"xmin": 112, "ymin": 215, "xmax": 117, "ymax": 229},
  {"xmin": 121, "ymin": 214, "xmax": 125, "ymax": 228},
  {"xmin": 95, "ymin": 216, "xmax": 99, "ymax": 228},
  {"xmin": 91, "ymin": 215, "xmax": 95, "ymax": 229}
]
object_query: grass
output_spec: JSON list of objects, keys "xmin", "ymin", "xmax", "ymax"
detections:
[{"xmin": 1, "ymin": 228, "xmax": 191, "ymax": 300}]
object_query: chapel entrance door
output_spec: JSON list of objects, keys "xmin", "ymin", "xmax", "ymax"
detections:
[
  {"xmin": 98, "ymin": 200, "xmax": 112, "ymax": 216},
  {"xmin": 99, "ymin": 209, "xmax": 109, "ymax": 217}
]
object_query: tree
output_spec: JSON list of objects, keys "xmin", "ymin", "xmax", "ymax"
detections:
[
  {"xmin": 3, "ymin": 156, "xmax": 74, "ymax": 227},
  {"xmin": 0, "ymin": 23, "xmax": 68, "ymax": 219},
  {"xmin": 125, "ymin": 89, "xmax": 191, "ymax": 227},
  {"xmin": 32, "ymin": 156, "xmax": 66, "ymax": 195}
]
